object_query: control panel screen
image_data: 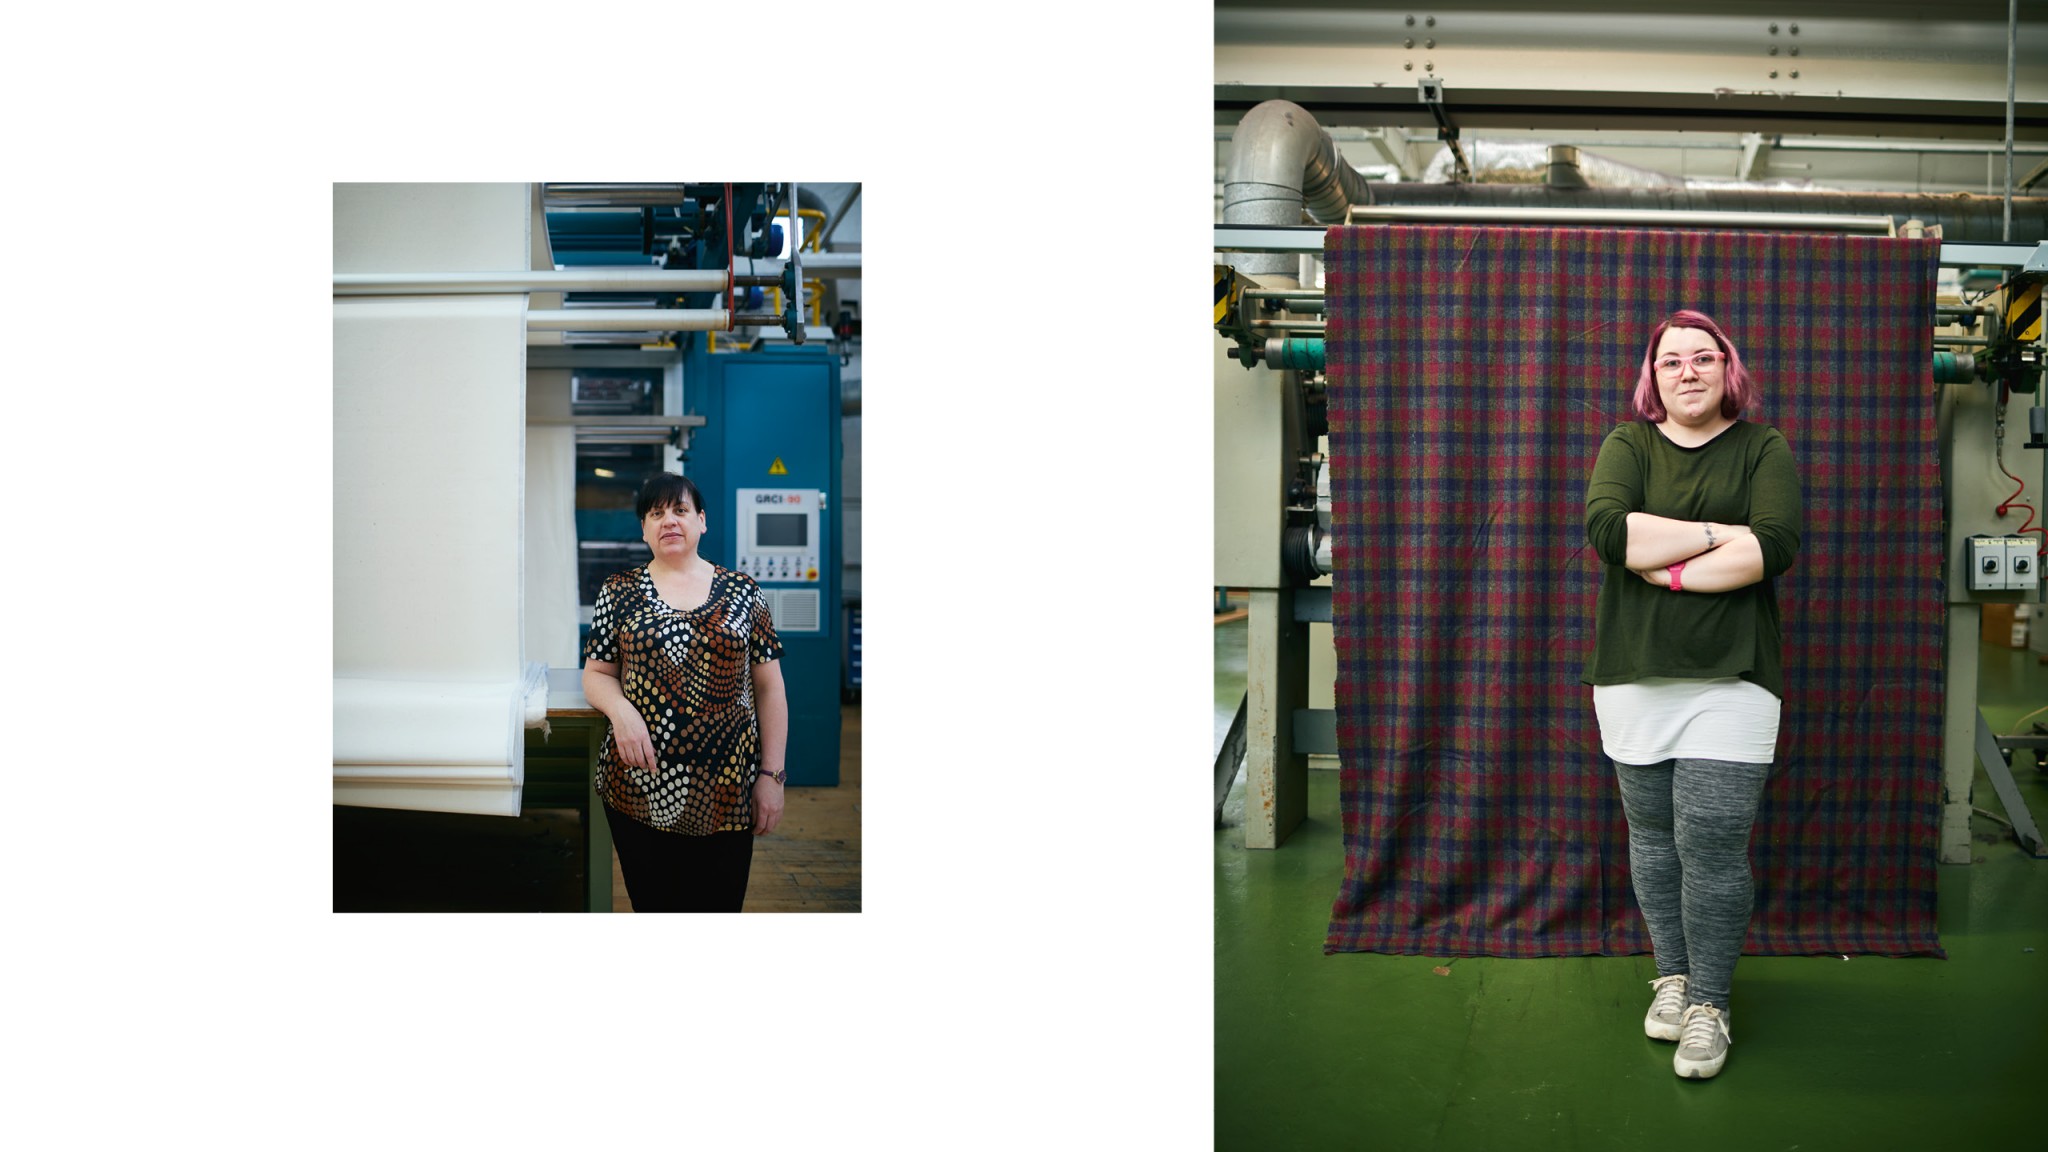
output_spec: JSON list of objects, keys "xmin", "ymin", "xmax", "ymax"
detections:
[
  {"xmin": 735, "ymin": 488, "xmax": 822, "ymax": 585},
  {"xmin": 757, "ymin": 513, "xmax": 808, "ymax": 547}
]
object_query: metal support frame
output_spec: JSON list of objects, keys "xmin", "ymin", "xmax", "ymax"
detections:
[
  {"xmin": 1215, "ymin": 694, "xmax": 1249, "ymax": 828},
  {"xmin": 1245, "ymin": 589, "xmax": 1309, "ymax": 849},
  {"xmin": 1418, "ymin": 78, "xmax": 1471, "ymax": 183},
  {"xmin": 1975, "ymin": 710, "xmax": 2048, "ymax": 856}
]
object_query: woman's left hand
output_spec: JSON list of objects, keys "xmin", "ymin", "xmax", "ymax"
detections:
[{"xmin": 752, "ymin": 776, "xmax": 786, "ymax": 836}]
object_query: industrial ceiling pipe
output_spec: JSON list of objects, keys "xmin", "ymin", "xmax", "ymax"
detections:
[
  {"xmin": 1223, "ymin": 100, "xmax": 1375, "ymax": 278},
  {"xmin": 1546, "ymin": 145, "xmax": 1590, "ymax": 190}
]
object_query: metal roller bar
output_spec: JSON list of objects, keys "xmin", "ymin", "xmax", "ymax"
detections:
[
  {"xmin": 530, "ymin": 415, "xmax": 707, "ymax": 430},
  {"xmin": 1246, "ymin": 290, "xmax": 1327, "ymax": 314},
  {"xmin": 1217, "ymin": 226, "xmax": 2047, "ymax": 269},
  {"xmin": 1351, "ymin": 206, "xmax": 1896, "ymax": 233},
  {"xmin": 527, "ymin": 309, "xmax": 727, "ymax": 331},
  {"xmin": 336, "ymin": 270, "xmax": 727, "ymax": 295},
  {"xmin": 1778, "ymin": 137, "xmax": 2048, "ymax": 156},
  {"xmin": 528, "ymin": 332, "xmax": 660, "ymax": 346},
  {"xmin": 734, "ymin": 251, "xmax": 861, "ymax": 279},
  {"xmin": 543, "ymin": 183, "xmax": 693, "ymax": 206}
]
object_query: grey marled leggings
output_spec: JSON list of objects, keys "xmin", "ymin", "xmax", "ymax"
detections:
[{"xmin": 1612, "ymin": 758, "xmax": 1772, "ymax": 1011}]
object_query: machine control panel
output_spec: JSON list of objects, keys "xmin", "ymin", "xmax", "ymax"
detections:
[
  {"xmin": 1968, "ymin": 534, "xmax": 2040, "ymax": 592},
  {"xmin": 735, "ymin": 488, "xmax": 821, "ymax": 584}
]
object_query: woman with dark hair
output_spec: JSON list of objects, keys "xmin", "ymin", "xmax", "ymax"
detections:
[
  {"xmin": 1583, "ymin": 308, "xmax": 1802, "ymax": 1079},
  {"xmin": 581, "ymin": 471, "xmax": 788, "ymax": 912}
]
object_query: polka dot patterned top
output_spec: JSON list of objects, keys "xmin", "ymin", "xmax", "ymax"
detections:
[{"xmin": 585, "ymin": 564, "xmax": 784, "ymax": 835}]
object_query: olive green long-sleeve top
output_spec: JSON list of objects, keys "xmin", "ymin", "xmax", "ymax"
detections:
[{"xmin": 1582, "ymin": 420, "xmax": 1803, "ymax": 698}]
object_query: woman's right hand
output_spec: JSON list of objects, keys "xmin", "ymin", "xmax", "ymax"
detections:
[{"xmin": 608, "ymin": 707, "xmax": 659, "ymax": 774}]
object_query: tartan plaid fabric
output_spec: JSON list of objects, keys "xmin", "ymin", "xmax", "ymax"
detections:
[{"xmin": 1323, "ymin": 225, "xmax": 1946, "ymax": 958}]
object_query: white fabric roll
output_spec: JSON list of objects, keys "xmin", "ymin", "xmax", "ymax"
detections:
[
  {"xmin": 525, "ymin": 423, "xmax": 582, "ymax": 671},
  {"xmin": 333, "ymin": 182, "xmax": 546, "ymax": 818}
]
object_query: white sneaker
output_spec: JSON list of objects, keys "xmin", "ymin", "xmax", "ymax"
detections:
[
  {"xmin": 1644, "ymin": 974, "xmax": 1688, "ymax": 1041},
  {"xmin": 1674, "ymin": 1003, "xmax": 1732, "ymax": 1079}
]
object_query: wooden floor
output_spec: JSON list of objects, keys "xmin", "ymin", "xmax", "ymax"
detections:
[{"xmin": 611, "ymin": 703, "xmax": 861, "ymax": 912}]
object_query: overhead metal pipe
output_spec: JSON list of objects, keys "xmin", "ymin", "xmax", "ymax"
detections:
[{"xmin": 336, "ymin": 270, "xmax": 726, "ymax": 295}]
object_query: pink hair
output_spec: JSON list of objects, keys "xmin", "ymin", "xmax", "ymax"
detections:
[{"xmin": 1630, "ymin": 309, "xmax": 1757, "ymax": 422}]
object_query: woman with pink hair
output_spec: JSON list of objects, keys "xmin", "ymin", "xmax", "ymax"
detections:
[{"xmin": 1582, "ymin": 308, "xmax": 1803, "ymax": 1080}]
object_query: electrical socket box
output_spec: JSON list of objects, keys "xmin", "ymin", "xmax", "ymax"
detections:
[
  {"xmin": 2005, "ymin": 536, "xmax": 2039, "ymax": 591},
  {"xmin": 1971, "ymin": 535, "xmax": 2008, "ymax": 591}
]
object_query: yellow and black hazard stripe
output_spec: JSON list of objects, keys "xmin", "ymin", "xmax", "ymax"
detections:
[
  {"xmin": 2007, "ymin": 278, "xmax": 2043, "ymax": 343},
  {"xmin": 1215, "ymin": 266, "xmax": 1237, "ymax": 326}
]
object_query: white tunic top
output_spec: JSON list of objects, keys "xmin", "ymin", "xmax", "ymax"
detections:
[{"xmin": 1592, "ymin": 677, "xmax": 1781, "ymax": 766}]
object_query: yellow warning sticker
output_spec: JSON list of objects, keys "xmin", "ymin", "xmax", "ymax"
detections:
[{"xmin": 768, "ymin": 457, "xmax": 789, "ymax": 476}]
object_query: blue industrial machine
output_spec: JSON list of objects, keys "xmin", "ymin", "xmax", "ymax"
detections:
[
  {"xmin": 544, "ymin": 184, "xmax": 842, "ymax": 788},
  {"xmin": 683, "ymin": 341, "xmax": 844, "ymax": 786}
]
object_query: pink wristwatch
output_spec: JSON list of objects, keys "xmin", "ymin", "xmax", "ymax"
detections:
[{"xmin": 1667, "ymin": 561, "xmax": 1686, "ymax": 592}]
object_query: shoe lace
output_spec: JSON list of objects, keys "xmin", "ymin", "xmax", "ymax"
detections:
[
  {"xmin": 1679, "ymin": 1005, "xmax": 1728, "ymax": 1049},
  {"xmin": 1650, "ymin": 976, "xmax": 1687, "ymax": 1017}
]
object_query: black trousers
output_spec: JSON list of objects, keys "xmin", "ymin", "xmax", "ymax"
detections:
[{"xmin": 602, "ymin": 803, "xmax": 755, "ymax": 912}]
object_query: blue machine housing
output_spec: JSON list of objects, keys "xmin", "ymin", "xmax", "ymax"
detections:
[{"xmin": 684, "ymin": 342, "xmax": 843, "ymax": 786}]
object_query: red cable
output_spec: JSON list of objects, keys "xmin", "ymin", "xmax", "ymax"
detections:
[{"xmin": 1993, "ymin": 385, "xmax": 2045, "ymax": 554}]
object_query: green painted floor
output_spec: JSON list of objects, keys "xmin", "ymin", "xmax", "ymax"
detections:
[{"xmin": 1215, "ymin": 616, "xmax": 2047, "ymax": 1149}]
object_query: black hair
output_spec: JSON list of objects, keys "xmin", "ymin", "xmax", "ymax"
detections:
[{"xmin": 636, "ymin": 472, "xmax": 705, "ymax": 520}]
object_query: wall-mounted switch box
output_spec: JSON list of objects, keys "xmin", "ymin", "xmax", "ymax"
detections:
[
  {"xmin": 1971, "ymin": 535, "xmax": 2008, "ymax": 591},
  {"xmin": 2005, "ymin": 536, "xmax": 2039, "ymax": 592}
]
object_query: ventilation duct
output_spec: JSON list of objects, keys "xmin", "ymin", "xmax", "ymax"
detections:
[
  {"xmin": 1547, "ymin": 145, "xmax": 1590, "ymax": 189},
  {"xmin": 1223, "ymin": 100, "xmax": 1375, "ymax": 277}
]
